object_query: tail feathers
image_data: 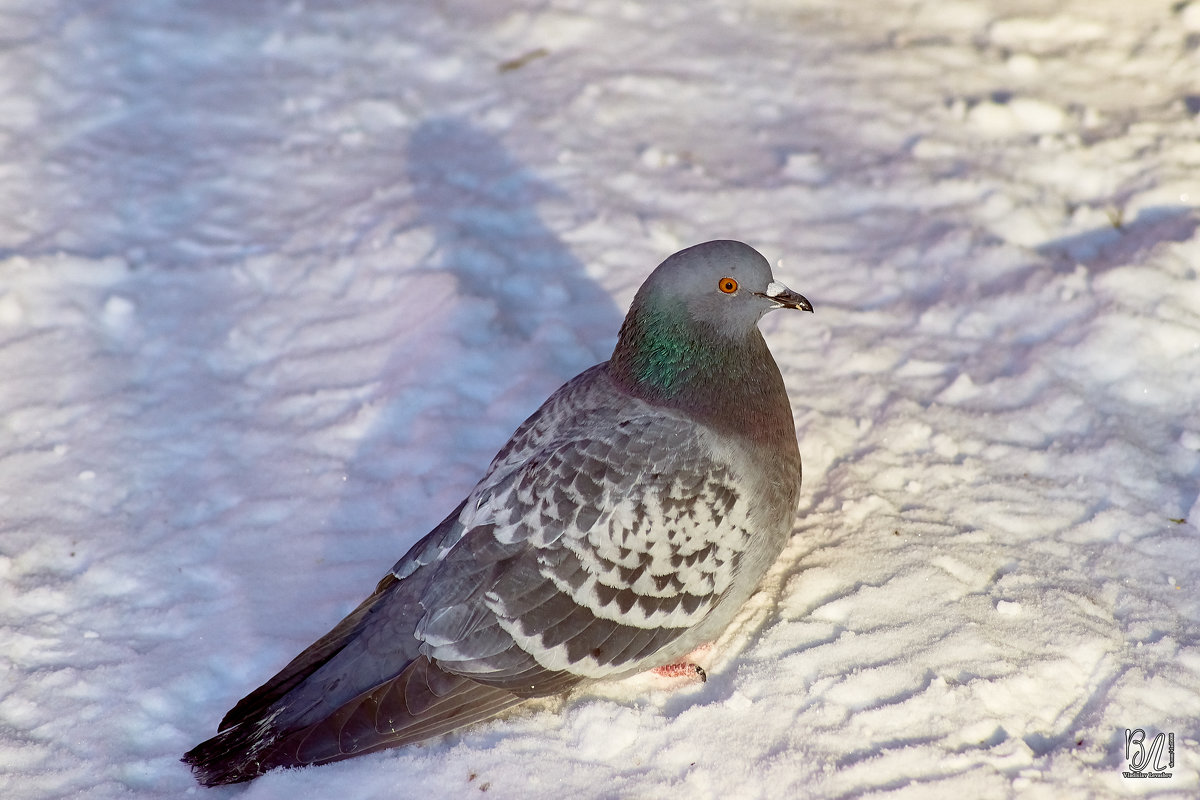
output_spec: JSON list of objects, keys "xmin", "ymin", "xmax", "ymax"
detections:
[
  {"xmin": 216, "ymin": 503, "xmax": 466, "ymax": 735},
  {"xmin": 217, "ymin": 573, "xmax": 404, "ymax": 733},
  {"xmin": 183, "ymin": 655, "xmax": 526, "ymax": 786}
]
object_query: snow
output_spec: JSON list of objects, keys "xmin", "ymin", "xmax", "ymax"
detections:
[{"xmin": 1, "ymin": 0, "xmax": 1198, "ymax": 797}]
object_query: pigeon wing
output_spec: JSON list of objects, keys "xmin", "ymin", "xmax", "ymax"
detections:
[{"xmin": 419, "ymin": 405, "xmax": 754, "ymax": 689}]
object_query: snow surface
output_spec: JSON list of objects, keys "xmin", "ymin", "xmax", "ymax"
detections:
[{"xmin": 2, "ymin": 0, "xmax": 1199, "ymax": 798}]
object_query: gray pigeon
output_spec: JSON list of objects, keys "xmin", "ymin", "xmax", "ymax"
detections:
[{"xmin": 183, "ymin": 239, "xmax": 812, "ymax": 785}]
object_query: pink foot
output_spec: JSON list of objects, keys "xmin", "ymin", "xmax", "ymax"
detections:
[
  {"xmin": 650, "ymin": 644, "xmax": 714, "ymax": 683},
  {"xmin": 652, "ymin": 662, "xmax": 707, "ymax": 682}
]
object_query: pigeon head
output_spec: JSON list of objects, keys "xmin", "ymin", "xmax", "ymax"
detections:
[
  {"xmin": 630, "ymin": 240, "xmax": 811, "ymax": 333},
  {"xmin": 609, "ymin": 240, "xmax": 812, "ymax": 417}
]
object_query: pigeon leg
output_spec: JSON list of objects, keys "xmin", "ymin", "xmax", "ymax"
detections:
[
  {"xmin": 650, "ymin": 643, "xmax": 713, "ymax": 683},
  {"xmin": 652, "ymin": 662, "xmax": 707, "ymax": 682}
]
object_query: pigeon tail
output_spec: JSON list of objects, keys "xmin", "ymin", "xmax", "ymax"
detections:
[
  {"xmin": 183, "ymin": 655, "xmax": 525, "ymax": 785},
  {"xmin": 214, "ymin": 572, "xmax": 406, "ymax": 735},
  {"xmin": 183, "ymin": 501, "xmax": 586, "ymax": 786}
]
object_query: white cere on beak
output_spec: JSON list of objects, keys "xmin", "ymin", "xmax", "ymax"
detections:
[{"xmin": 764, "ymin": 281, "xmax": 791, "ymax": 298}]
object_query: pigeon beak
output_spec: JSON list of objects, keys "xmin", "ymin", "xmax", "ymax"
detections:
[{"xmin": 754, "ymin": 281, "xmax": 813, "ymax": 312}]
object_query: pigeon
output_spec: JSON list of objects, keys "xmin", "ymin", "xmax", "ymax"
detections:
[{"xmin": 183, "ymin": 239, "xmax": 812, "ymax": 785}]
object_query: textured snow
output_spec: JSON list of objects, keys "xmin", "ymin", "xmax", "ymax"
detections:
[{"xmin": 2, "ymin": 1, "xmax": 1199, "ymax": 798}]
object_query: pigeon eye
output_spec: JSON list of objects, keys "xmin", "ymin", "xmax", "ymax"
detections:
[{"xmin": 718, "ymin": 277, "xmax": 738, "ymax": 294}]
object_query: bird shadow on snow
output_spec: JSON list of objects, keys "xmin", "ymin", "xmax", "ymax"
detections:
[{"xmin": 323, "ymin": 116, "xmax": 622, "ymax": 549}]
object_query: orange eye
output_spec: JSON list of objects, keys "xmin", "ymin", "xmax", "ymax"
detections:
[{"xmin": 718, "ymin": 277, "xmax": 738, "ymax": 294}]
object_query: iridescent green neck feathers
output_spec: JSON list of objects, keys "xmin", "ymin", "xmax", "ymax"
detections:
[
  {"xmin": 609, "ymin": 297, "xmax": 708, "ymax": 399},
  {"xmin": 607, "ymin": 294, "xmax": 791, "ymax": 448}
]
